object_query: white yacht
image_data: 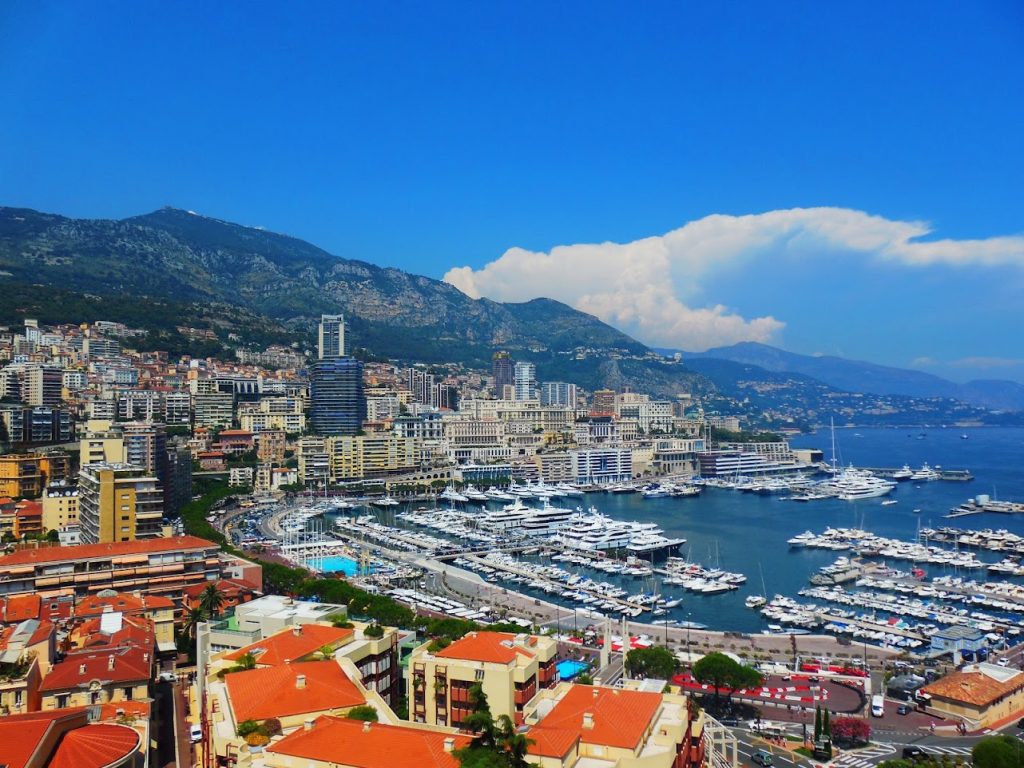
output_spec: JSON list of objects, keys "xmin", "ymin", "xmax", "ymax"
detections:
[
  {"xmin": 519, "ymin": 499, "xmax": 577, "ymax": 535},
  {"xmin": 485, "ymin": 488, "xmax": 515, "ymax": 502},
  {"xmin": 439, "ymin": 485, "xmax": 469, "ymax": 503},
  {"xmin": 462, "ymin": 485, "xmax": 490, "ymax": 502},
  {"xmin": 820, "ymin": 466, "xmax": 896, "ymax": 500},
  {"xmin": 892, "ymin": 464, "xmax": 914, "ymax": 481},
  {"xmin": 371, "ymin": 495, "xmax": 400, "ymax": 507},
  {"xmin": 478, "ymin": 505, "xmax": 531, "ymax": 533},
  {"xmin": 910, "ymin": 463, "xmax": 941, "ymax": 482},
  {"xmin": 625, "ymin": 531, "xmax": 686, "ymax": 557}
]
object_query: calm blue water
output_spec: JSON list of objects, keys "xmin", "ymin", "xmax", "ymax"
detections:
[
  {"xmin": 556, "ymin": 659, "xmax": 590, "ymax": 679},
  {"xmin": 358, "ymin": 427, "xmax": 1024, "ymax": 632}
]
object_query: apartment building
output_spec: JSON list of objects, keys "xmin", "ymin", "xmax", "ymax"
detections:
[
  {"xmin": 523, "ymin": 682, "xmax": 706, "ymax": 768},
  {"xmin": 326, "ymin": 434, "xmax": 419, "ymax": 482},
  {"xmin": 0, "ymin": 452, "xmax": 71, "ymax": 498},
  {"xmin": 571, "ymin": 447, "xmax": 633, "ymax": 485},
  {"xmin": 77, "ymin": 463, "xmax": 164, "ymax": 544},
  {"xmin": 297, "ymin": 436, "xmax": 330, "ymax": 486},
  {"xmin": 237, "ymin": 396, "xmax": 305, "ymax": 433},
  {"xmin": 408, "ymin": 631, "xmax": 558, "ymax": 728},
  {"xmin": 255, "ymin": 429, "xmax": 286, "ymax": 462},
  {"xmin": 0, "ymin": 535, "xmax": 230, "ymax": 603}
]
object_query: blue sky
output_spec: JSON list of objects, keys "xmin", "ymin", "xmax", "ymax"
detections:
[{"xmin": 1, "ymin": 2, "xmax": 1022, "ymax": 381}]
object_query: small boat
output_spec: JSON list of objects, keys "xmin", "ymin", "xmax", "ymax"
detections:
[{"xmin": 882, "ymin": 499, "xmax": 899, "ymax": 506}]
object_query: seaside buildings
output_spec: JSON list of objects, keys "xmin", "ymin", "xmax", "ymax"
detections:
[
  {"xmin": 309, "ymin": 357, "xmax": 365, "ymax": 436},
  {"xmin": 76, "ymin": 463, "xmax": 164, "ymax": 544},
  {"xmin": 318, "ymin": 313, "xmax": 346, "ymax": 359}
]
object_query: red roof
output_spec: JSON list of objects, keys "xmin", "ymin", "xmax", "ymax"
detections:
[
  {"xmin": 267, "ymin": 715, "xmax": 470, "ymax": 768},
  {"xmin": 0, "ymin": 535, "xmax": 216, "ymax": 566},
  {"xmin": 181, "ymin": 578, "xmax": 252, "ymax": 600},
  {"xmin": 0, "ymin": 710, "xmax": 82, "ymax": 768},
  {"xmin": 224, "ymin": 661, "xmax": 365, "ymax": 722},
  {"xmin": 528, "ymin": 685, "xmax": 662, "ymax": 755},
  {"xmin": 74, "ymin": 592, "xmax": 175, "ymax": 617},
  {"xmin": 40, "ymin": 645, "xmax": 153, "ymax": 691},
  {"xmin": 69, "ymin": 614, "xmax": 154, "ymax": 652},
  {"xmin": 1, "ymin": 593, "xmax": 42, "ymax": 622},
  {"xmin": 48, "ymin": 723, "xmax": 141, "ymax": 768},
  {"xmin": 224, "ymin": 624, "xmax": 353, "ymax": 666},
  {"xmin": 434, "ymin": 631, "xmax": 535, "ymax": 665}
]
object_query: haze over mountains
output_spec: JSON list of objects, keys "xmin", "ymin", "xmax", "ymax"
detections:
[
  {"xmin": 673, "ymin": 342, "xmax": 1024, "ymax": 412},
  {"xmin": 0, "ymin": 205, "xmax": 1019, "ymax": 414}
]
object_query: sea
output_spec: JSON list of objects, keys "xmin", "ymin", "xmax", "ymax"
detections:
[{"xmin": 353, "ymin": 427, "xmax": 1024, "ymax": 633}]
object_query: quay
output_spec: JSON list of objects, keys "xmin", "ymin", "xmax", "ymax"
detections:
[
  {"xmin": 817, "ymin": 611, "xmax": 927, "ymax": 644},
  {"xmin": 862, "ymin": 466, "xmax": 973, "ymax": 481}
]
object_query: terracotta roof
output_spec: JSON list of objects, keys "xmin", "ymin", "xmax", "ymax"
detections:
[
  {"xmin": 0, "ymin": 710, "xmax": 82, "ymax": 768},
  {"xmin": 75, "ymin": 591, "xmax": 175, "ymax": 617},
  {"xmin": 224, "ymin": 660, "xmax": 365, "ymax": 722},
  {"xmin": 224, "ymin": 624, "xmax": 353, "ymax": 666},
  {"xmin": 181, "ymin": 578, "xmax": 252, "ymax": 599},
  {"xmin": 1, "ymin": 593, "xmax": 42, "ymax": 622},
  {"xmin": 0, "ymin": 535, "xmax": 216, "ymax": 566},
  {"xmin": 923, "ymin": 665, "xmax": 1024, "ymax": 708},
  {"xmin": 40, "ymin": 645, "xmax": 153, "ymax": 691},
  {"xmin": 267, "ymin": 715, "xmax": 470, "ymax": 768},
  {"xmin": 69, "ymin": 614, "xmax": 154, "ymax": 652},
  {"xmin": 528, "ymin": 685, "xmax": 662, "ymax": 754},
  {"xmin": 48, "ymin": 723, "xmax": 141, "ymax": 768},
  {"xmin": 434, "ymin": 631, "xmax": 536, "ymax": 664}
]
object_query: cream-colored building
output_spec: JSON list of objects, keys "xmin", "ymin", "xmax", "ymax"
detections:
[
  {"xmin": 408, "ymin": 630, "xmax": 558, "ymax": 728},
  {"xmin": 523, "ymin": 681, "xmax": 706, "ymax": 768},
  {"xmin": 325, "ymin": 434, "xmax": 419, "ymax": 482},
  {"xmin": 39, "ymin": 645, "xmax": 152, "ymax": 711},
  {"xmin": 238, "ymin": 397, "xmax": 305, "ymax": 434},
  {"xmin": 40, "ymin": 483, "xmax": 79, "ymax": 531},
  {"xmin": 923, "ymin": 662, "xmax": 1024, "ymax": 729}
]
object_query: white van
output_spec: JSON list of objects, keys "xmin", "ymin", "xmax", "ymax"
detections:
[
  {"xmin": 190, "ymin": 724, "xmax": 203, "ymax": 743},
  {"xmin": 871, "ymin": 694, "xmax": 885, "ymax": 717}
]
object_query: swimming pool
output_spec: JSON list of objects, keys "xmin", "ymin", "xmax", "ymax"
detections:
[
  {"xmin": 556, "ymin": 660, "xmax": 590, "ymax": 680},
  {"xmin": 307, "ymin": 555, "xmax": 360, "ymax": 576}
]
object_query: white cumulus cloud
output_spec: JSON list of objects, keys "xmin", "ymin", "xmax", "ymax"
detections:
[{"xmin": 443, "ymin": 207, "xmax": 1024, "ymax": 351}]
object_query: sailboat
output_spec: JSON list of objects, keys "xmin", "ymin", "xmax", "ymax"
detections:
[{"xmin": 745, "ymin": 562, "xmax": 768, "ymax": 608}]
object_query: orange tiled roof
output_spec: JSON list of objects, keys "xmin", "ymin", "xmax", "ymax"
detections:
[
  {"xmin": 74, "ymin": 591, "xmax": 175, "ymax": 617},
  {"xmin": 224, "ymin": 660, "xmax": 365, "ymax": 722},
  {"xmin": 40, "ymin": 645, "xmax": 152, "ymax": 691},
  {"xmin": 434, "ymin": 631, "xmax": 535, "ymax": 664},
  {"xmin": 0, "ymin": 535, "xmax": 216, "ymax": 566},
  {"xmin": 224, "ymin": 624, "xmax": 352, "ymax": 666},
  {"xmin": 1, "ymin": 593, "xmax": 42, "ymax": 623},
  {"xmin": 528, "ymin": 685, "xmax": 662, "ymax": 754},
  {"xmin": 181, "ymin": 578, "xmax": 252, "ymax": 599},
  {"xmin": 267, "ymin": 715, "xmax": 470, "ymax": 768},
  {"xmin": 48, "ymin": 723, "xmax": 141, "ymax": 768},
  {"xmin": 0, "ymin": 710, "xmax": 83, "ymax": 768},
  {"xmin": 69, "ymin": 614, "xmax": 154, "ymax": 652},
  {"xmin": 923, "ymin": 666, "xmax": 1024, "ymax": 708}
]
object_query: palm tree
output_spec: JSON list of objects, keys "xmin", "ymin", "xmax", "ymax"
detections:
[
  {"xmin": 236, "ymin": 652, "xmax": 257, "ymax": 670},
  {"xmin": 199, "ymin": 583, "xmax": 225, "ymax": 617},
  {"xmin": 181, "ymin": 606, "xmax": 206, "ymax": 642}
]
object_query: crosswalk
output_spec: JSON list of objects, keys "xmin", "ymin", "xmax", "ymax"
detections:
[
  {"xmin": 831, "ymin": 743, "xmax": 895, "ymax": 768},
  {"xmin": 830, "ymin": 742, "xmax": 973, "ymax": 768}
]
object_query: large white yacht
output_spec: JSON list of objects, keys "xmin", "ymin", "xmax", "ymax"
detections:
[
  {"xmin": 820, "ymin": 466, "xmax": 896, "ymax": 500},
  {"xmin": 519, "ymin": 499, "xmax": 578, "ymax": 535}
]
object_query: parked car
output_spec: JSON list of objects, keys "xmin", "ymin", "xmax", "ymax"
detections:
[
  {"xmin": 902, "ymin": 747, "xmax": 926, "ymax": 761},
  {"xmin": 998, "ymin": 658, "xmax": 1010, "ymax": 667},
  {"xmin": 897, "ymin": 704, "xmax": 911, "ymax": 715},
  {"xmin": 190, "ymin": 724, "xmax": 203, "ymax": 744},
  {"xmin": 752, "ymin": 749, "xmax": 774, "ymax": 766}
]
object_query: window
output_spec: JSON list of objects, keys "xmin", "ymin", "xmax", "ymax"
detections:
[
  {"xmin": 475, "ymin": 669, "xmax": 485, "ymax": 681},
  {"xmin": 56, "ymin": 694, "xmax": 69, "ymax": 708},
  {"xmin": 125, "ymin": 687, "xmax": 133, "ymax": 701}
]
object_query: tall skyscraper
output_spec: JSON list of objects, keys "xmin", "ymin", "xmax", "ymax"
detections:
[
  {"xmin": 318, "ymin": 314, "xmax": 345, "ymax": 359},
  {"xmin": 310, "ymin": 357, "xmax": 366, "ymax": 436},
  {"xmin": 491, "ymin": 351, "xmax": 514, "ymax": 398},
  {"xmin": 513, "ymin": 361, "xmax": 538, "ymax": 401}
]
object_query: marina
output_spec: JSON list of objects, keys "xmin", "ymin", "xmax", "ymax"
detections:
[{"xmin": 251, "ymin": 426, "xmax": 1024, "ymax": 653}]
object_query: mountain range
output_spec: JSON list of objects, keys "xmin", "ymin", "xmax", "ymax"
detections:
[
  {"xmin": 0, "ymin": 205, "xmax": 1018, "ymax": 417},
  {"xmin": 671, "ymin": 342, "xmax": 1024, "ymax": 412},
  {"xmin": 0, "ymin": 206, "xmax": 704, "ymax": 397}
]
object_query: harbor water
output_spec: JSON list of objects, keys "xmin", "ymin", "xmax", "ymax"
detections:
[{"xmin": 351, "ymin": 427, "xmax": 1024, "ymax": 633}]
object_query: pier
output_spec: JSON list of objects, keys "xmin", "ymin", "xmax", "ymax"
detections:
[{"xmin": 862, "ymin": 467, "xmax": 973, "ymax": 481}]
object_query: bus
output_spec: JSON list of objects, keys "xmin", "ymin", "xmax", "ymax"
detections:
[{"xmin": 871, "ymin": 694, "xmax": 885, "ymax": 717}]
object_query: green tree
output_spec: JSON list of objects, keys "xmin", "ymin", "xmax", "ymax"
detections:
[
  {"xmin": 236, "ymin": 719, "xmax": 264, "ymax": 738},
  {"xmin": 345, "ymin": 705, "xmax": 379, "ymax": 722},
  {"xmin": 814, "ymin": 706, "xmax": 822, "ymax": 741},
  {"xmin": 972, "ymin": 735, "xmax": 1024, "ymax": 768},
  {"xmin": 236, "ymin": 652, "xmax": 257, "ymax": 670},
  {"xmin": 181, "ymin": 606, "xmax": 207, "ymax": 642},
  {"xmin": 575, "ymin": 672, "xmax": 593, "ymax": 685},
  {"xmin": 692, "ymin": 652, "xmax": 764, "ymax": 702},
  {"xmin": 625, "ymin": 646, "xmax": 678, "ymax": 680}
]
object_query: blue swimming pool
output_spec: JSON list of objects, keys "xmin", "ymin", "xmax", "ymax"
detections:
[
  {"xmin": 556, "ymin": 660, "xmax": 590, "ymax": 680},
  {"xmin": 308, "ymin": 556, "xmax": 360, "ymax": 576}
]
